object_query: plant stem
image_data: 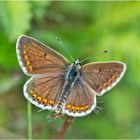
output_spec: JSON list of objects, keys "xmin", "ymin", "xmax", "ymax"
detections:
[
  {"xmin": 57, "ymin": 116, "xmax": 73, "ymax": 139},
  {"xmin": 27, "ymin": 102, "xmax": 32, "ymax": 140}
]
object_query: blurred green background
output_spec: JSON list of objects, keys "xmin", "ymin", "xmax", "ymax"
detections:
[{"xmin": 0, "ymin": 1, "xmax": 140, "ymax": 139}]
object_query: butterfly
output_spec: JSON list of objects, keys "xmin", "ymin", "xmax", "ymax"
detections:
[{"xmin": 16, "ymin": 35, "xmax": 126, "ymax": 118}]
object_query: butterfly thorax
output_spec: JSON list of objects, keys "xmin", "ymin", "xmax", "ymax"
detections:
[{"xmin": 55, "ymin": 61, "xmax": 81, "ymax": 114}]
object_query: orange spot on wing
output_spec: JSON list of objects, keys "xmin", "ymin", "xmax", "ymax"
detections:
[
  {"xmin": 41, "ymin": 98, "xmax": 48, "ymax": 105},
  {"xmin": 71, "ymin": 105, "xmax": 75, "ymax": 111},
  {"xmin": 26, "ymin": 61, "xmax": 30, "ymax": 65},
  {"xmin": 108, "ymin": 78, "xmax": 112, "ymax": 83},
  {"xmin": 80, "ymin": 106, "xmax": 84, "ymax": 111},
  {"xmin": 23, "ymin": 50, "xmax": 27, "ymax": 54},
  {"xmin": 28, "ymin": 66, "xmax": 33, "ymax": 71},
  {"xmin": 32, "ymin": 93, "xmax": 37, "ymax": 99},
  {"xmin": 84, "ymin": 105, "xmax": 89, "ymax": 110},
  {"xmin": 36, "ymin": 96, "xmax": 42, "ymax": 102},
  {"xmin": 103, "ymin": 82, "xmax": 108, "ymax": 88},
  {"xmin": 67, "ymin": 105, "xmax": 90, "ymax": 112},
  {"xmin": 49, "ymin": 100, "xmax": 55, "ymax": 107},
  {"xmin": 97, "ymin": 73, "xmax": 120, "ymax": 93},
  {"xmin": 75, "ymin": 106, "xmax": 80, "ymax": 111},
  {"xmin": 111, "ymin": 75, "xmax": 116, "ymax": 80},
  {"xmin": 66, "ymin": 104, "xmax": 71, "ymax": 109},
  {"xmin": 24, "ymin": 55, "xmax": 28, "ymax": 60}
]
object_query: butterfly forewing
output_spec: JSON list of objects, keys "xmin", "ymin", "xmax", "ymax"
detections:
[
  {"xmin": 16, "ymin": 35, "xmax": 70, "ymax": 76},
  {"xmin": 24, "ymin": 75, "xmax": 64, "ymax": 110},
  {"xmin": 82, "ymin": 62, "xmax": 126, "ymax": 95},
  {"xmin": 65, "ymin": 79, "xmax": 96, "ymax": 117}
]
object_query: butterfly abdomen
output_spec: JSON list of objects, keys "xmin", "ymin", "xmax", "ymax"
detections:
[{"xmin": 56, "ymin": 64, "xmax": 81, "ymax": 113}]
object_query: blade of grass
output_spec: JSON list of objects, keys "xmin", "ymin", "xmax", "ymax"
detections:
[{"xmin": 27, "ymin": 101, "xmax": 32, "ymax": 140}]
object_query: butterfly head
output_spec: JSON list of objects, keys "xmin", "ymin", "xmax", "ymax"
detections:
[
  {"xmin": 72, "ymin": 59, "xmax": 81, "ymax": 71},
  {"xmin": 65, "ymin": 59, "xmax": 81, "ymax": 82},
  {"xmin": 74, "ymin": 59, "xmax": 81, "ymax": 66}
]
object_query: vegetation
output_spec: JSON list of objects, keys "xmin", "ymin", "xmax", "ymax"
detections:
[{"xmin": 0, "ymin": 1, "xmax": 140, "ymax": 139}]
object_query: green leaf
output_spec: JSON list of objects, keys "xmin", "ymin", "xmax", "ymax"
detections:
[
  {"xmin": 0, "ymin": 1, "xmax": 32, "ymax": 41},
  {"xmin": 105, "ymin": 87, "xmax": 137, "ymax": 124},
  {"xmin": 31, "ymin": 1, "xmax": 50, "ymax": 21}
]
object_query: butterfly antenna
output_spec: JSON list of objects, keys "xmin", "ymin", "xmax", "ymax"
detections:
[
  {"xmin": 56, "ymin": 37, "xmax": 74, "ymax": 62},
  {"xmin": 80, "ymin": 50, "xmax": 109, "ymax": 63}
]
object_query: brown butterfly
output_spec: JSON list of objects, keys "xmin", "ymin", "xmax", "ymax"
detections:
[{"xmin": 16, "ymin": 35, "xmax": 126, "ymax": 118}]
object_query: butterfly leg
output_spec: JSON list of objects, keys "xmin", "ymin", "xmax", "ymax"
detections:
[{"xmin": 49, "ymin": 112, "xmax": 64, "ymax": 120}]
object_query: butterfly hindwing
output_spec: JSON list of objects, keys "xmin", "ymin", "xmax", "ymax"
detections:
[
  {"xmin": 24, "ymin": 74, "xmax": 64, "ymax": 110},
  {"xmin": 82, "ymin": 62, "xmax": 126, "ymax": 95},
  {"xmin": 16, "ymin": 35, "xmax": 70, "ymax": 76},
  {"xmin": 64, "ymin": 79, "xmax": 96, "ymax": 117}
]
